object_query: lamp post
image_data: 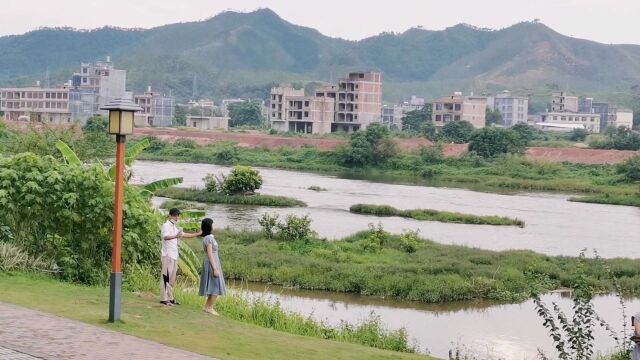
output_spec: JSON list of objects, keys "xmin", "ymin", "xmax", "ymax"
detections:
[{"xmin": 100, "ymin": 98, "xmax": 142, "ymax": 322}]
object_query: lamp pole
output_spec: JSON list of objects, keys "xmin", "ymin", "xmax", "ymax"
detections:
[{"xmin": 101, "ymin": 98, "xmax": 142, "ymax": 322}]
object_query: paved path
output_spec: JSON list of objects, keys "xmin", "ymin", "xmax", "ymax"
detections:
[{"xmin": 0, "ymin": 302, "xmax": 216, "ymax": 360}]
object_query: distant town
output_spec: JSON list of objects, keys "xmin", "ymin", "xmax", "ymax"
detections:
[{"xmin": 0, "ymin": 56, "xmax": 634, "ymax": 135}]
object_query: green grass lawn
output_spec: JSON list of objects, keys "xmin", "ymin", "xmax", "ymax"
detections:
[{"xmin": 0, "ymin": 273, "xmax": 428, "ymax": 360}]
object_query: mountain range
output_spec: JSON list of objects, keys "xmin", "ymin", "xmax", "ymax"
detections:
[{"xmin": 2, "ymin": 8, "xmax": 640, "ymax": 111}]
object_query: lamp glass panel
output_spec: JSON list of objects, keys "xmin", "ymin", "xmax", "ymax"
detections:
[
  {"xmin": 109, "ymin": 111, "xmax": 121, "ymax": 134},
  {"xmin": 120, "ymin": 111, "xmax": 134, "ymax": 134}
]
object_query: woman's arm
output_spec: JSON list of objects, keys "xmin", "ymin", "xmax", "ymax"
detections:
[
  {"xmin": 181, "ymin": 230, "xmax": 203, "ymax": 239},
  {"xmin": 206, "ymin": 243, "xmax": 219, "ymax": 278}
]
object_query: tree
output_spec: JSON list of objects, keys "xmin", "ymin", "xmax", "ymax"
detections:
[
  {"xmin": 510, "ymin": 123, "xmax": 538, "ymax": 144},
  {"xmin": 468, "ymin": 127, "xmax": 525, "ymax": 158},
  {"xmin": 81, "ymin": 116, "xmax": 108, "ymax": 134},
  {"xmin": 228, "ymin": 100, "xmax": 265, "ymax": 127},
  {"xmin": 485, "ymin": 108, "xmax": 503, "ymax": 126},
  {"xmin": 441, "ymin": 120, "xmax": 475, "ymax": 143},
  {"xmin": 174, "ymin": 105, "xmax": 187, "ymax": 126},
  {"xmin": 337, "ymin": 123, "xmax": 398, "ymax": 167},
  {"xmin": 401, "ymin": 104, "xmax": 432, "ymax": 133},
  {"xmin": 222, "ymin": 166, "xmax": 263, "ymax": 194},
  {"xmin": 568, "ymin": 128, "xmax": 589, "ymax": 142}
]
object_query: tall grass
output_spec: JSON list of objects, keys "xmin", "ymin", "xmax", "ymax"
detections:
[
  {"xmin": 155, "ymin": 187, "xmax": 306, "ymax": 207},
  {"xmin": 158, "ymin": 199, "xmax": 208, "ymax": 210},
  {"xmin": 213, "ymin": 228, "xmax": 640, "ymax": 303},
  {"xmin": 0, "ymin": 242, "xmax": 58, "ymax": 273},
  {"xmin": 169, "ymin": 283, "xmax": 417, "ymax": 353},
  {"xmin": 350, "ymin": 204, "xmax": 524, "ymax": 227}
]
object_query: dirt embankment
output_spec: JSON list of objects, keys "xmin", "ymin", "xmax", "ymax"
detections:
[{"xmin": 5, "ymin": 121, "xmax": 637, "ymax": 164}]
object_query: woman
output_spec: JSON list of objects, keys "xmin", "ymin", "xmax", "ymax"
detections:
[{"xmin": 198, "ymin": 218, "xmax": 226, "ymax": 315}]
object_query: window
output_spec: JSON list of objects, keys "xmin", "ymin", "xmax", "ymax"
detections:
[
  {"xmin": 435, "ymin": 115, "xmax": 442, "ymax": 122},
  {"xmin": 193, "ymin": 122, "xmax": 197, "ymax": 127},
  {"xmin": 454, "ymin": 104, "xmax": 461, "ymax": 111},
  {"xmin": 304, "ymin": 111, "xmax": 309, "ymax": 117},
  {"xmin": 454, "ymin": 115, "xmax": 461, "ymax": 121},
  {"xmin": 304, "ymin": 101, "xmax": 309, "ymax": 107},
  {"xmin": 435, "ymin": 104, "xmax": 442, "ymax": 110}
]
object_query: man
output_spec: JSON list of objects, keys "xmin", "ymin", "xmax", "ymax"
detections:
[{"xmin": 160, "ymin": 208, "xmax": 201, "ymax": 306}]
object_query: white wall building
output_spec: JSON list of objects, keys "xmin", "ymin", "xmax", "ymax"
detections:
[{"xmin": 487, "ymin": 91, "xmax": 528, "ymax": 127}]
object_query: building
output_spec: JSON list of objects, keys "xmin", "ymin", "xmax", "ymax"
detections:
[
  {"xmin": 611, "ymin": 109, "xmax": 634, "ymax": 129},
  {"xmin": 487, "ymin": 91, "xmax": 528, "ymax": 127},
  {"xmin": 133, "ymin": 87, "xmax": 176, "ymax": 127},
  {"xmin": 72, "ymin": 56, "xmax": 127, "ymax": 118},
  {"xmin": 578, "ymin": 97, "xmax": 594, "ymax": 113},
  {"xmin": 539, "ymin": 112, "xmax": 600, "ymax": 132},
  {"xmin": 551, "ymin": 91, "xmax": 579, "ymax": 112},
  {"xmin": 269, "ymin": 87, "xmax": 335, "ymax": 134},
  {"xmin": 187, "ymin": 115, "xmax": 229, "ymax": 130},
  {"xmin": 334, "ymin": 72, "xmax": 382, "ymax": 132},
  {"xmin": 0, "ymin": 86, "xmax": 71, "ymax": 124},
  {"xmin": 432, "ymin": 92, "xmax": 487, "ymax": 128},
  {"xmin": 382, "ymin": 95, "xmax": 425, "ymax": 129}
]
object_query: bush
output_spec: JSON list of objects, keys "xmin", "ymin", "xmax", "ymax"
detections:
[
  {"xmin": 0, "ymin": 242, "xmax": 58, "ymax": 272},
  {"xmin": 510, "ymin": 123, "xmax": 538, "ymax": 144},
  {"xmin": 360, "ymin": 223, "xmax": 388, "ymax": 252},
  {"xmin": 215, "ymin": 144, "xmax": 239, "ymax": 163},
  {"xmin": 277, "ymin": 214, "xmax": 315, "ymax": 242},
  {"xmin": 258, "ymin": 213, "xmax": 279, "ymax": 238},
  {"xmin": 568, "ymin": 128, "xmax": 589, "ymax": 142},
  {"xmin": 468, "ymin": 127, "xmax": 526, "ymax": 158},
  {"xmin": 174, "ymin": 138, "xmax": 197, "ymax": 149},
  {"xmin": 617, "ymin": 156, "xmax": 640, "ymax": 182},
  {"xmin": 0, "ymin": 153, "xmax": 160, "ymax": 284},
  {"xmin": 222, "ymin": 166, "xmax": 263, "ymax": 194},
  {"xmin": 419, "ymin": 145, "xmax": 444, "ymax": 164},
  {"xmin": 203, "ymin": 173, "xmax": 224, "ymax": 192},
  {"xmin": 399, "ymin": 230, "xmax": 419, "ymax": 253},
  {"xmin": 338, "ymin": 124, "xmax": 398, "ymax": 167},
  {"xmin": 81, "ymin": 116, "xmax": 108, "ymax": 134},
  {"xmin": 441, "ymin": 121, "xmax": 475, "ymax": 143}
]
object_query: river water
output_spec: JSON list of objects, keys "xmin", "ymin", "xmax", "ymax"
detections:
[{"xmin": 132, "ymin": 160, "xmax": 640, "ymax": 358}]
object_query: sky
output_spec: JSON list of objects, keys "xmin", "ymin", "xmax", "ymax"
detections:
[{"xmin": 2, "ymin": 0, "xmax": 640, "ymax": 44}]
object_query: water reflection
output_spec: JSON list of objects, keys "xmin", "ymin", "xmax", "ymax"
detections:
[{"xmin": 232, "ymin": 281, "xmax": 638, "ymax": 359}]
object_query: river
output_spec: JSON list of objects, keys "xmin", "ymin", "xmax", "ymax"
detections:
[{"xmin": 132, "ymin": 160, "xmax": 640, "ymax": 358}]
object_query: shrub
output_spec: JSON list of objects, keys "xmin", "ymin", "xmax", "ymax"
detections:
[
  {"xmin": 468, "ymin": 127, "xmax": 525, "ymax": 158},
  {"xmin": 441, "ymin": 120, "xmax": 475, "ymax": 144},
  {"xmin": 360, "ymin": 223, "xmax": 388, "ymax": 252},
  {"xmin": 81, "ymin": 116, "xmax": 108, "ymax": 134},
  {"xmin": 617, "ymin": 155, "xmax": 640, "ymax": 182},
  {"xmin": 203, "ymin": 173, "xmax": 224, "ymax": 192},
  {"xmin": 419, "ymin": 145, "xmax": 444, "ymax": 164},
  {"xmin": 174, "ymin": 138, "xmax": 197, "ymax": 149},
  {"xmin": 568, "ymin": 128, "xmax": 589, "ymax": 142},
  {"xmin": 222, "ymin": 166, "xmax": 263, "ymax": 194},
  {"xmin": 0, "ymin": 153, "xmax": 160, "ymax": 284},
  {"xmin": 258, "ymin": 213, "xmax": 279, "ymax": 238},
  {"xmin": 399, "ymin": 230, "xmax": 419, "ymax": 253},
  {"xmin": 338, "ymin": 124, "xmax": 398, "ymax": 167},
  {"xmin": 215, "ymin": 144, "xmax": 239, "ymax": 163},
  {"xmin": 277, "ymin": 214, "xmax": 315, "ymax": 242},
  {"xmin": 510, "ymin": 123, "xmax": 538, "ymax": 144},
  {"xmin": 0, "ymin": 242, "xmax": 58, "ymax": 272}
]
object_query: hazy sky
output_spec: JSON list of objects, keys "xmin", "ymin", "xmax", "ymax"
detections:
[{"xmin": 3, "ymin": 0, "xmax": 640, "ymax": 44}]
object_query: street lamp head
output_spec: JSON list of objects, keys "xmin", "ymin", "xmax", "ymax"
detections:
[{"xmin": 100, "ymin": 98, "xmax": 143, "ymax": 136}]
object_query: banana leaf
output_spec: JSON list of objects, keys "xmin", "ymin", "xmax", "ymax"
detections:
[
  {"xmin": 143, "ymin": 177, "xmax": 183, "ymax": 194},
  {"xmin": 55, "ymin": 140, "xmax": 81, "ymax": 166}
]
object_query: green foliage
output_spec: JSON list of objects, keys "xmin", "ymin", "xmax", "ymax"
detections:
[
  {"xmin": 0, "ymin": 242, "xmax": 58, "ymax": 272},
  {"xmin": 155, "ymin": 187, "xmax": 306, "ymax": 207},
  {"xmin": 616, "ymin": 156, "xmax": 640, "ymax": 182},
  {"xmin": 55, "ymin": 140, "xmax": 81, "ymax": 166},
  {"xmin": 569, "ymin": 128, "xmax": 590, "ymax": 142},
  {"xmin": 223, "ymin": 166, "xmax": 263, "ymax": 194},
  {"xmin": 214, "ymin": 142, "xmax": 239, "ymax": 163},
  {"xmin": 441, "ymin": 121, "xmax": 475, "ymax": 144},
  {"xmin": 349, "ymin": 204, "xmax": 524, "ymax": 226},
  {"xmin": 401, "ymin": 104, "xmax": 432, "ymax": 133},
  {"xmin": 174, "ymin": 138, "xmax": 197, "ymax": 149},
  {"xmin": 228, "ymin": 100, "xmax": 265, "ymax": 128},
  {"xmin": 258, "ymin": 213, "xmax": 279, "ymax": 238},
  {"xmin": 0, "ymin": 153, "xmax": 160, "ymax": 284},
  {"xmin": 203, "ymin": 173, "xmax": 224, "ymax": 192},
  {"xmin": 590, "ymin": 127, "xmax": 640, "ymax": 151},
  {"xmin": 419, "ymin": 146, "xmax": 444, "ymax": 164},
  {"xmin": 82, "ymin": 116, "xmax": 108, "ymax": 134},
  {"xmin": 218, "ymin": 228, "xmax": 640, "ymax": 303},
  {"xmin": 510, "ymin": 123, "xmax": 538, "ymax": 144},
  {"xmin": 141, "ymin": 177, "xmax": 183, "ymax": 198},
  {"xmin": 485, "ymin": 107, "xmax": 503, "ymax": 126},
  {"xmin": 468, "ymin": 127, "xmax": 525, "ymax": 158},
  {"xmin": 338, "ymin": 124, "xmax": 398, "ymax": 167},
  {"xmin": 360, "ymin": 223, "xmax": 389, "ymax": 253},
  {"xmin": 399, "ymin": 230, "xmax": 420, "ymax": 254},
  {"xmin": 158, "ymin": 199, "xmax": 207, "ymax": 210},
  {"xmin": 276, "ymin": 214, "xmax": 315, "ymax": 242}
]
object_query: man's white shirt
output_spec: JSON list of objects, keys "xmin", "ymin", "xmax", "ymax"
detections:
[{"xmin": 161, "ymin": 220, "xmax": 180, "ymax": 260}]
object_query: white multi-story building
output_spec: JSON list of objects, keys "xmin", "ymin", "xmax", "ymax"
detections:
[
  {"xmin": 0, "ymin": 86, "xmax": 72, "ymax": 124},
  {"xmin": 72, "ymin": 56, "xmax": 127, "ymax": 118},
  {"xmin": 382, "ymin": 95, "xmax": 425, "ymax": 129},
  {"xmin": 487, "ymin": 91, "xmax": 528, "ymax": 127},
  {"xmin": 269, "ymin": 86, "xmax": 335, "ymax": 134},
  {"xmin": 539, "ymin": 112, "xmax": 601, "ymax": 132}
]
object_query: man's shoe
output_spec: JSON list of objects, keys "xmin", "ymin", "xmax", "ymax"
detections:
[
  {"xmin": 160, "ymin": 301, "xmax": 174, "ymax": 306},
  {"xmin": 170, "ymin": 300, "xmax": 180, "ymax": 305}
]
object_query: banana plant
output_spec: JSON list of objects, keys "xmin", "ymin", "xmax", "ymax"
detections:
[{"xmin": 55, "ymin": 139, "xmax": 183, "ymax": 197}]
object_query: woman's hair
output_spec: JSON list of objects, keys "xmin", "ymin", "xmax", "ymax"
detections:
[{"xmin": 201, "ymin": 218, "xmax": 213, "ymax": 236}]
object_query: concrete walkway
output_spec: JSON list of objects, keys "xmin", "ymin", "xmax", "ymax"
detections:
[{"xmin": 0, "ymin": 302, "xmax": 216, "ymax": 360}]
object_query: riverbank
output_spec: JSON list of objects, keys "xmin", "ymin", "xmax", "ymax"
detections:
[
  {"xmin": 206, "ymin": 229, "xmax": 640, "ymax": 303},
  {"xmin": 155, "ymin": 188, "xmax": 307, "ymax": 207},
  {"xmin": 139, "ymin": 141, "xmax": 640, "ymax": 207},
  {"xmin": 349, "ymin": 204, "xmax": 525, "ymax": 227},
  {"xmin": 0, "ymin": 273, "xmax": 427, "ymax": 360}
]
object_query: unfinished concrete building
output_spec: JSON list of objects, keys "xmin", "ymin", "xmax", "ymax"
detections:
[
  {"xmin": 432, "ymin": 92, "xmax": 487, "ymax": 128},
  {"xmin": 334, "ymin": 72, "xmax": 382, "ymax": 132}
]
